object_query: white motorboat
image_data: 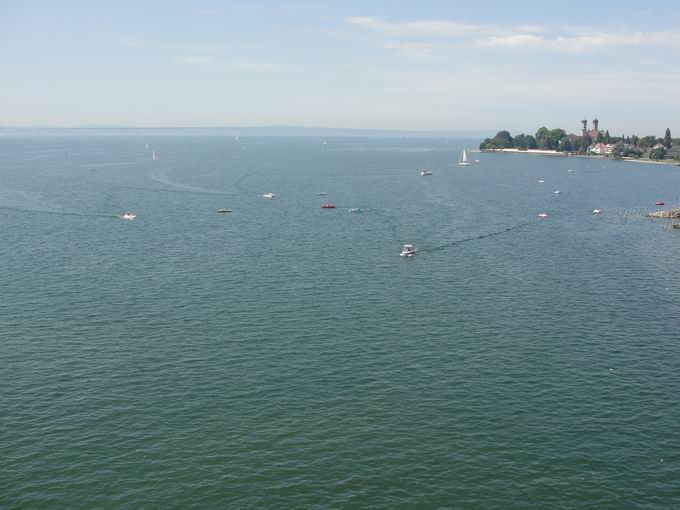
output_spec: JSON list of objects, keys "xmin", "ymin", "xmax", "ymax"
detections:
[
  {"xmin": 122, "ymin": 212, "xmax": 136, "ymax": 220},
  {"xmin": 592, "ymin": 208, "xmax": 602, "ymax": 214},
  {"xmin": 420, "ymin": 169, "xmax": 433, "ymax": 176},
  {"xmin": 553, "ymin": 190, "xmax": 562, "ymax": 194},
  {"xmin": 217, "ymin": 208, "xmax": 232, "ymax": 213},
  {"xmin": 458, "ymin": 149, "xmax": 471, "ymax": 166},
  {"xmin": 400, "ymin": 244, "xmax": 416, "ymax": 257},
  {"xmin": 317, "ymin": 192, "xmax": 328, "ymax": 196},
  {"xmin": 538, "ymin": 212, "xmax": 548, "ymax": 219},
  {"xmin": 538, "ymin": 180, "xmax": 545, "ymax": 183},
  {"xmin": 261, "ymin": 192, "xmax": 275, "ymax": 199}
]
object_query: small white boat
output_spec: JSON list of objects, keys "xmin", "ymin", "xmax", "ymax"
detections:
[
  {"xmin": 568, "ymin": 169, "xmax": 575, "ymax": 173},
  {"xmin": 317, "ymin": 192, "xmax": 328, "ymax": 196},
  {"xmin": 474, "ymin": 159, "xmax": 480, "ymax": 163},
  {"xmin": 538, "ymin": 212, "xmax": 548, "ymax": 219},
  {"xmin": 217, "ymin": 208, "xmax": 232, "ymax": 213},
  {"xmin": 420, "ymin": 169, "xmax": 433, "ymax": 176},
  {"xmin": 592, "ymin": 208, "xmax": 602, "ymax": 214},
  {"xmin": 348, "ymin": 208, "xmax": 363, "ymax": 213},
  {"xmin": 122, "ymin": 212, "xmax": 136, "ymax": 220},
  {"xmin": 152, "ymin": 150, "xmax": 159, "ymax": 160},
  {"xmin": 458, "ymin": 149, "xmax": 471, "ymax": 166},
  {"xmin": 538, "ymin": 180, "xmax": 545, "ymax": 183},
  {"xmin": 553, "ymin": 190, "xmax": 562, "ymax": 194},
  {"xmin": 261, "ymin": 192, "xmax": 275, "ymax": 199},
  {"xmin": 400, "ymin": 244, "xmax": 416, "ymax": 257},
  {"xmin": 145, "ymin": 142, "xmax": 149, "ymax": 150}
]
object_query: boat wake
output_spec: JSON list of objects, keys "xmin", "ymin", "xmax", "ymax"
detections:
[
  {"xmin": 149, "ymin": 172, "xmax": 231, "ymax": 196},
  {"xmin": 0, "ymin": 205, "xmax": 122, "ymax": 219},
  {"xmin": 126, "ymin": 185, "xmax": 232, "ymax": 197},
  {"xmin": 417, "ymin": 222, "xmax": 532, "ymax": 255}
]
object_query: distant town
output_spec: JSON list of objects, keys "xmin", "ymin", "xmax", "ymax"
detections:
[{"xmin": 480, "ymin": 118, "xmax": 679, "ymax": 163}]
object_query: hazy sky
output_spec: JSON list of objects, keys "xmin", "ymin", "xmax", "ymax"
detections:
[{"xmin": 2, "ymin": 0, "xmax": 680, "ymax": 134}]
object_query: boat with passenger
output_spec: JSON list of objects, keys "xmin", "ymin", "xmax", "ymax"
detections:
[
  {"xmin": 122, "ymin": 212, "xmax": 136, "ymax": 220},
  {"xmin": 321, "ymin": 203, "xmax": 336, "ymax": 209},
  {"xmin": 400, "ymin": 244, "xmax": 416, "ymax": 257}
]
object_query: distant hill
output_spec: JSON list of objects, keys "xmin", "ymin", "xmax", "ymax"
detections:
[{"xmin": 0, "ymin": 125, "xmax": 492, "ymax": 139}]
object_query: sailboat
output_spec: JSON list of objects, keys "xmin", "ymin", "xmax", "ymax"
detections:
[
  {"xmin": 152, "ymin": 150, "xmax": 159, "ymax": 160},
  {"xmin": 458, "ymin": 149, "xmax": 471, "ymax": 166}
]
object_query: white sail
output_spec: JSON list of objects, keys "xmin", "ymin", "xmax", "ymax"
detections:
[{"xmin": 458, "ymin": 149, "xmax": 471, "ymax": 166}]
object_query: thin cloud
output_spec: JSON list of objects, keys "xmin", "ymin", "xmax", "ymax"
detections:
[
  {"xmin": 348, "ymin": 16, "xmax": 680, "ymax": 56},
  {"xmin": 348, "ymin": 16, "xmax": 485, "ymax": 36},
  {"xmin": 174, "ymin": 55, "xmax": 215, "ymax": 65},
  {"xmin": 383, "ymin": 42, "xmax": 442, "ymax": 59},
  {"xmin": 231, "ymin": 59, "xmax": 290, "ymax": 72}
]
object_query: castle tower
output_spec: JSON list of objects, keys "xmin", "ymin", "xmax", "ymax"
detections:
[
  {"xmin": 581, "ymin": 118, "xmax": 588, "ymax": 137},
  {"xmin": 592, "ymin": 118, "xmax": 599, "ymax": 131}
]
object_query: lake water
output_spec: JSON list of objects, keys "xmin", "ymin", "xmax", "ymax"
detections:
[{"xmin": 2, "ymin": 135, "xmax": 679, "ymax": 508}]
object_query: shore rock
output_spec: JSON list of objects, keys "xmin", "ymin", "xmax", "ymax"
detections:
[{"xmin": 646, "ymin": 208, "xmax": 680, "ymax": 219}]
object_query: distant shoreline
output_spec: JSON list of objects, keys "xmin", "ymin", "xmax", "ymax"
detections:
[{"xmin": 481, "ymin": 148, "xmax": 679, "ymax": 166}]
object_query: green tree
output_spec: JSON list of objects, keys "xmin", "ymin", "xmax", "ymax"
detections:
[
  {"xmin": 491, "ymin": 130, "xmax": 514, "ymax": 148},
  {"xmin": 549, "ymin": 128, "xmax": 566, "ymax": 143},
  {"xmin": 604, "ymin": 130, "xmax": 610, "ymax": 144},
  {"xmin": 643, "ymin": 135, "xmax": 657, "ymax": 146},
  {"xmin": 559, "ymin": 137, "xmax": 573, "ymax": 152},
  {"xmin": 631, "ymin": 135, "xmax": 639, "ymax": 147},
  {"xmin": 595, "ymin": 132, "xmax": 603, "ymax": 144},
  {"xmin": 535, "ymin": 127, "xmax": 550, "ymax": 148},
  {"xmin": 480, "ymin": 131, "xmax": 514, "ymax": 149},
  {"xmin": 582, "ymin": 134, "xmax": 592, "ymax": 152},
  {"xmin": 513, "ymin": 133, "xmax": 528, "ymax": 149},
  {"xmin": 664, "ymin": 128, "xmax": 672, "ymax": 148},
  {"xmin": 649, "ymin": 147, "xmax": 666, "ymax": 160},
  {"xmin": 525, "ymin": 135, "xmax": 537, "ymax": 149}
]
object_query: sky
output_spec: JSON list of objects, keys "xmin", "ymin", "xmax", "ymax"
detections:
[{"xmin": 2, "ymin": 0, "xmax": 680, "ymax": 135}]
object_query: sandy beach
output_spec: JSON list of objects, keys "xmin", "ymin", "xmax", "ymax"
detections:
[{"xmin": 482, "ymin": 148, "xmax": 679, "ymax": 166}]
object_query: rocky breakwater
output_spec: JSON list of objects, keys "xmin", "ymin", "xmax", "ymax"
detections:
[{"xmin": 646, "ymin": 208, "xmax": 680, "ymax": 219}]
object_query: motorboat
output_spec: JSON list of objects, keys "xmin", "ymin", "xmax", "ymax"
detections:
[
  {"xmin": 553, "ymin": 190, "xmax": 562, "ymax": 194},
  {"xmin": 656, "ymin": 200, "xmax": 665, "ymax": 206},
  {"xmin": 217, "ymin": 208, "xmax": 232, "ymax": 213},
  {"xmin": 317, "ymin": 192, "xmax": 328, "ymax": 196},
  {"xmin": 122, "ymin": 212, "xmax": 136, "ymax": 220},
  {"xmin": 420, "ymin": 169, "xmax": 433, "ymax": 176},
  {"xmin": 400, "ymin": 244, "xmax": 416, "ymax": 257},
  {"xmin": 592, "ymin": 208, "xmax": 602, "ymax": 214},
  {"xmin": 348, "ymin": 208, "xmax": 363, "ymax": 213},
  {"xmin": 538, "ymin": 212, "xmax": 548, "ymax": 219},
  {"xmin": 262, "ymin": 192, "xmax": 275, "ymax": 199},
  {"xmin": 568, "ymin": 169, "xmax": 575, "ymax": 173},
  {"xmin": 538, "ymin": 180, "xmax": 545, "ymax": 183},
  {"xmin": 321, "ymin": 203, "xmax": 336, "ymax": 209},
  {"xmin": 474, "ymin": 159, "xmax": 480, "ymax": 163}
]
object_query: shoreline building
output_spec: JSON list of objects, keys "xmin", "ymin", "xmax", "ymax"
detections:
[{"xmin": 581, "ymin": 118, "xmax": 602, "ymax": 140}]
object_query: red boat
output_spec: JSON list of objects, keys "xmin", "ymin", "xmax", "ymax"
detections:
[
  {"xmin": 321, "ymin": 203, "xmax": 336, "ymax": 209},
  {"xmin": 656, "ymin": 200, "xmax": 665, "ymax": 206}
]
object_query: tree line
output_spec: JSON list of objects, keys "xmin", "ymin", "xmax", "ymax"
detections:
[{"xmin": 480, "ymin": 127, "xmax": 674, "ymax": 160}]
